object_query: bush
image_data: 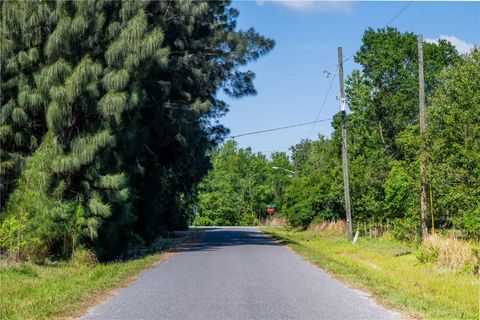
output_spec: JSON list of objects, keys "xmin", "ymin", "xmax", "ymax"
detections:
[
  {"xmin": 389, "ymin": 217, "xmax": 421, "ymax": 242},
  {"xmin": 284, "ymin": 206, "xmax": 315, "ymax": 229},
  {"xmin": 462, "ymin": 206, "xmax": 480, "ymax": 240},
  {"xmin": 71, "ymin": 249, "xmax": 99, "ymax": 267},
  {"xmin": 239, "ymin": 212, "xmax": 258, "ymax": 226},
  {"xmin": 0, "ymin": 215, "xmax": 40, "ymax": 261},
  {"xmin": 383, "ymin": 161, "xmax": 415, "ymax": 220}
]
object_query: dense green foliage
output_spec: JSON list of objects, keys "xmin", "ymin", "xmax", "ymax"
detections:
[
  {"xmin": 195, "ymin": 140, "xmax": 291, "ymax": 225},
  {"xmin": 197, "ymin": 28, "xmax": 479, "ymax": 240},
  {"xmin": 282, "ymin": 137, "xmax": 344, "ymax": 228},
  {"xmin": 0, "ymin": 0, "xmax": 273, "ymax": 260},
  {"xmin": 426, "ymin": 50, "xmax": 480, "ymax": 238},
  {"xmin": 285, "ymin": 29, "xmax": 480, "ymax": 239},
  {"xmin": 286, "ymin": 31, "xmax": 478, "ymax": 239},
  {"xmin": 339, "ymin": 28, "xmax": 458, "ymax": 234}
]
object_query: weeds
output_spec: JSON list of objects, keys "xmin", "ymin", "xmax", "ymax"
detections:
[
  {"xmin": 307, "ymin": 220, "xmax": 347, "ymax": 233},
  {"xmin": 263, "ymin": 227, "xmax": 479, "ymax": 319},
  {"xmin": 419, "ymin": 234, "xmax": 479, "ymax": 274},
  {"xmin": 71, "ymin": 249, "xmax": 99, "ymax": 267},
  {"xmin": 259, "ymin": 216, "xmax": 286, "ymax": 227}
]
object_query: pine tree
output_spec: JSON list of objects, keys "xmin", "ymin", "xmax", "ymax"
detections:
[
  {"xmin": 1, "ymin": 0, "xmax": 274, "ymax": 260},
  {"xmin": 1, "ymin": 1, "xmax": 56, "ymax": 209}
]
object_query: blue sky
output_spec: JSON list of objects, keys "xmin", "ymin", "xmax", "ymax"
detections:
[{"xmin": 219, "ymin": 1, "xmax": 480, "ymax": 155}]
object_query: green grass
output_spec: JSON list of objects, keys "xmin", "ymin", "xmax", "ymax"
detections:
[
  {"xmin": 263, "ymin": 228, "xmax": 479, "ymax": 320},
  {"xmin": 0, "ymin": 252, "xmax": 168, "ymax": 320}
]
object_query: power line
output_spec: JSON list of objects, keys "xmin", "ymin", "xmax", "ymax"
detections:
[
  {"xmin": 307, "ymin": 2, "xmax": 414, "ymax": 142},
  {"xmin": 229, "ymin": 2, "xmax": 415, "ymax": 154},
  {"xmin": 228, "ymin": 118, "xmax": 332, "ymax": 139},
  {"xmin": 340, "ymin": 1, "xmax": 414, "ymax": 65},
  {"xmin": 385, "ymin": 1, "xmax": 413, "ymax": 27},
  {"xmin": 307, "ymin": 73, "xmax": 336, "ymax": 140}
]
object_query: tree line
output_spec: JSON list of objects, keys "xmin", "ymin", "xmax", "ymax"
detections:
[
  {"xmin": 195, "ymin": 28, "xmax": 479, "ymax": 241},
  {"xmin": 0, "ymin": 0, "xmax": 274, "ymax": 260}
]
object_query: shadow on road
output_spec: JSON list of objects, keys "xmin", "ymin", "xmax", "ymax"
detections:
[{"xmin": 172, "ymin": 228, "xmax": 299, "ymax": 253}]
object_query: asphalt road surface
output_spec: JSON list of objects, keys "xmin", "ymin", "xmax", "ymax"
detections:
[{"xmin": 81, "ymin": 227, "xmax": 400, "ymax": 320}]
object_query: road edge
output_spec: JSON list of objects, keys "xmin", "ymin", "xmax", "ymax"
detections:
[
  {"xmin": 71, "ymin": 231, "xmax": 204, "ymax": 320},
  {"xmin": 259, "ymin": 228, "xmax": 413, "ymax": 320}
]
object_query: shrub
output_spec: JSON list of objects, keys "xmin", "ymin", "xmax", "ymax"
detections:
[
  {"xmin": 462, "ymin": 205, "xmax": 480, "ymax": 240},
  {"xmin": 285, "ymin": 206, "xmax": 315, "ymax": 229},
  {"xmin": 71, "ymin": 248, "xmax": 99, "ymax": 267},
  {"xmin": 0, "ymin": 215, "xmax": 40, "ymax": 261},
  {"xmin": 389, "ymin": 217, "xmax": 421, "ymax": 242},
  {"xmin": 239, "ymin": 212, "xmax": 257, "ymax": 226}
]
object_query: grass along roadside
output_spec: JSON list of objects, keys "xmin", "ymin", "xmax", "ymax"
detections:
[
  {"xmin": 0, "ymin": 232, "xmax": 199, "ymax": 320},
  {"xmin": 262, "ymin": 227, "xmax": 479, "ymax": 319}
]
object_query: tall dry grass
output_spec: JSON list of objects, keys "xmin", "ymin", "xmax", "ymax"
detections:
[
  {"xmin": 259, "ymin": 216, "xmax": 286, "ymax": 227},
  {"xmin": 307, "ymin": 220, "xmax": 347, "ymax": 233},
  {"xmin": 420, "ymin": 234, "xmax": 479, "ymax": 274}
]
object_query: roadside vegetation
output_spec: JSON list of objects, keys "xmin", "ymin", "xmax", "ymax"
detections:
[
  {"xmin": 0, "ymin": 250, "xmax": 166, "ymax": 320},
  {"xmin": 263, "ymin": 226, "xmax": 479, "ymax": 320}
]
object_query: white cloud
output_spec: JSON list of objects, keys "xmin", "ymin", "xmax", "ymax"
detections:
[
  {"xmin": 425, "ymin": 35, "xmax": 475, "ymax": 54},
  {"xmin": 256, "ymin": 0, "xmax": 352, "ymax": 14}
]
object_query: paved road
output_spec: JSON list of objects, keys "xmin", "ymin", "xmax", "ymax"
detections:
[{"xmin": 81, "ymin": 227, "xmax": 399, "ymax": 320}]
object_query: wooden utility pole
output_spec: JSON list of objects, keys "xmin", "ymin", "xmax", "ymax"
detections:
[
  {"xmin": 337, "ymin": 47, "xmax": 353, "ymax": 242},
  {"xmin": 418, "ymin": 34, "xmax": 428, "ymax": 239}
]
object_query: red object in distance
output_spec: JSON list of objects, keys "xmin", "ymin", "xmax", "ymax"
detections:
[{"xmin": 267, "ymin": 207, "xmax": 275, "ymax": 215}]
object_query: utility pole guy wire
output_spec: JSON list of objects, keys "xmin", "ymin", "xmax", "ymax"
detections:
[{"xmin": 338, "ymin": 47, "xmax": 353, "ymax": 242}]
